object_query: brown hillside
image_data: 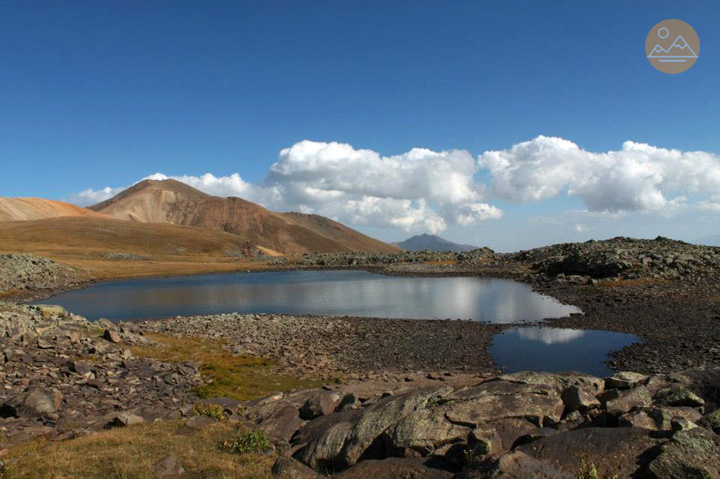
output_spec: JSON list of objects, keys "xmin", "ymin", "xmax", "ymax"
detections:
[
  {"xmin": 0, "ymin": 216, "xmax": 270, "ymax": 279},
  {"xmin": 90, "ymin": 179, "xmax": 400, "ymax": 254},
  {"xmin": 0, "ymin": 197, "xmax": 109, "ymax": 222}
]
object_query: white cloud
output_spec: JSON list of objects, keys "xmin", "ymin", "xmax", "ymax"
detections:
[
  {"xmin": 479, "ymin": 136, "xmax": 720, "ymax": 213},
  {"xmin": 68, "ymin": 141, "xmax": 502, "ymax": 233},
  {"xmin": 69, "ymin": 137, "xmax": 720, "ymax": 234},
  {"xmin": 697, "ymin": 195, "xmax": 720, "ymax": 212},
  {"xmin": 68, "ymin": 186, "xmax": 126, "ymax": 205}
]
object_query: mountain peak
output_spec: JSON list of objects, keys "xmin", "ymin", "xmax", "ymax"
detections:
[{"xmin": 394, "ymin": 233, "xmax": 480, "ymax": 253}]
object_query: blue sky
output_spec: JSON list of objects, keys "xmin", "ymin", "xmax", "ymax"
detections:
[{"xmin": 1, "ymin": 1, "xmax": 719, "ymax": 250}]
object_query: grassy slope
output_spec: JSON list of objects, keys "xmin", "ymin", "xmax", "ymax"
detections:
[
  {"xmin": 0, "ymin": 421, "xmax": 274, "ymax": 479},
  {"xmin": 0, "ymin": 216, "xmax": 275, "ymax": 280}
]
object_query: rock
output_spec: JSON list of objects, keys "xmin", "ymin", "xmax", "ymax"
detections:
[
  {"xmin": 517, "ymin": 427, "xmax": 662, "ymax": 478},
  {"xmin": 4, "ymin": 387, "xmax": 62, "ymax": 417},
  {"xmin": 69, "ymin": 360, "xmax": 94, "ymax": 375},
  {"xmin": 646, "ymin": 428, "xmax": 720, "ymax": 478},
  {"xmin": 103, "ymin": 329, "xmax": 121, "ymax": 343},
  {"xmin": 271, "ymin": 456, "xmax": 320, "ymax": 479},
  {"xmin": 618, "ymin": 410, "xmax": 659, "ymax": 430},
  {"xmin": 466, "ymin": 426, "xmax": 502, "ymax": 457},
  {"xmin": 605, "ymin": 372, "xmax": 647, "ymax": 390},
  {"xmin": 654, "ymin": 386, "xmax": 706, "ymax": 408},
  {"xmin": 670, "ymin": 417, "xmax": 697, "ymax": 432},
  {"xmin": 293, "ymin": 411, "xmax": 363, "ymax": 471},
  {"xmin": 186, "ymin": 415, "xmax": 217, "ymax": 429},
  {"xmin": 560, "ymin": 386, "xmax": 600, "ymax": 413},
  {"xmin": 458, "ymin": 451, "xmax": 573, "ymax": 479},
  {"xmin": 698, "ymin": 410, "xmax": 720, "ymax": 434},
  {"xmin": 337, "ymin": 393, "xmax": 361, "ymax": 412},
  {"xmin": 339, "ymin": 386, "xmax": 450, "ymax": 467},
  {"xmin": 485, "ymin": 418, "xmax": 537, "ymax": 452},
  {"xmin": 299, "ymin": 391, "xmax": 341, "ymax": 420},
  {"xmin": 500, "ymin": 371, "xmax": 604, "ymax": 395},
  {"xmin": 329, "ymin": 458, "xmax": 454, "ymax": 479},
  {"xmin": 603, "ymin": 386, "xmax": 652, "ymax": 415},
  {"xmin": 37, "ymin": 305, "xmax": 66, "ymax": 319},
  {"xmin": 256, "ymin": 403, "xmax": 303, "ymax": 443},
  {"xmin": 153, "ymin": 454, "xmax": 185, "ymax": 477},
  {"xmin": 444, "ymin": 390, "xmax": 564, "ymax": 427},
  {"xmin": 647, "ymin": 407, "xmax": 703, "ymax": 431},
  {"xmin": 108, "ymin": 412, "xmax": 145, "ymax": 428},
  {"xmin": 385, "ymin": 406, "xmax": 470, "ymax": 457}
]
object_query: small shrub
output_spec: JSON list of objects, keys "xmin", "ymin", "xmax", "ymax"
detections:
[
  {"xmin": 193, "ymin": 403, "xmax": 225, "ymax": 420},
  {"xmin": 221, "ymin": 430, "xmax": 271, "ymax": 455},
  {"xmin": 576, "ymin": 459, "xmax": 619, "ymax": 479}
]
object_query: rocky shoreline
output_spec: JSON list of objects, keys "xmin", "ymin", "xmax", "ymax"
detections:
[{"xmin": 1, "ymin": 237, "xmax": 719, "ymax": 476}]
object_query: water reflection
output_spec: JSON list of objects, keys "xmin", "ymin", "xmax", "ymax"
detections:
[
  {"xmin": 517, "ymin": 327, "xmax": 586, "ymax": 345},
  {"xmin": 491, "ymin": 327, "xmax": 640, "ymax": 377},
  {"xmin": 35, "ymin": 270, "xmax": 581, "ymax": 322}
]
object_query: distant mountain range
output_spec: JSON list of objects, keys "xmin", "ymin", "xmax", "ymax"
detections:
[
  {"xmin": 393, "ymin": 233, "xmax": 479, "ymax": 252},
  {"xmin": 0, "ymin": 179, "xmax": 401, "ymax": 255}
]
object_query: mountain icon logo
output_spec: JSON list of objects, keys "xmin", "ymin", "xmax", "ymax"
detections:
[{"xmin": 646, "ymin": 20, "xmax": 700, "ymax": 74}]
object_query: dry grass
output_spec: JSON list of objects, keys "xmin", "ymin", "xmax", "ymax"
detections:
[
  {"xmin": 132, "ymin": 334, "xmax": 325, "ymax": 401},
  {"xmin": 0, "ymin": 421, "xmax": 274, "ymax": 479},
  {"xmin": 0, "ymin": 217, "xmax": 275, "ymax": 280},
  {"xmin": 425, "ymin": 259, "xmax": 458, "ymax": 266}
]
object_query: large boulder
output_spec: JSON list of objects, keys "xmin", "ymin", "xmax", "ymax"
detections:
[
  {"xmin": 384, "ymin": 406, "xmax": 470, "ymax": 457},
  {"xmin": 299, "ymin": 391, "xmax": 342, "ymax": 420},
  {"xmin": 292, "ymin": 410, "xmax": 364, "ymax": 471},
  {"xmin": 3, "ymin": 387, "xmax": 62, "ymax": 418},
  {"xmin": 339, "ymin": 387, "xmax": 450, "ymax": 467},
  {"xmin": 444, "ymin": 391, "xmax": 564, "ymax": 427},
  {"xmin": 517, "ymin": 427, "xmax": 662, "ymax": 478},
  {"xmin": 645, "ymin": 428, "xmax": 720, "ymax": 478}
]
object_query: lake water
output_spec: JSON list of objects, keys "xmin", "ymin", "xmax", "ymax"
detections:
[
  {"xmin": 37, "ymin": 270, "xmax": 639, "ymax": 375},
  {"xmin": 38, "ymin": 270, "xmax": 581, "ymax": 322},
  {"xmin": 490, "ymin": 327, "xmax": 641, "ymax": 377}
]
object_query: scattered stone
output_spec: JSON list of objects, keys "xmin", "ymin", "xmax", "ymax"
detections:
[
  {"xmin": 603, "ymin": 386, "xmax": 652, "ymax": 415},
  {"xmin": 654, "ymin": 386, "xmax": 705, "ymax": 408},
  {"xmin": 605, "ymin": 372, "xmax": 647, "ymax": 390},
  {"xmin": 103, "ymin": 329, "xmax": 121, "ymax": 343},
  {"xmin": 153, "ymin": 454, "xmax": 185, "ymax": 477}
]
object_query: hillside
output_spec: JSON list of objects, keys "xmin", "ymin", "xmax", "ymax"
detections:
[
  {"xmin": 394, "ymin": 233, "xmax": 479, "ymax": 252},
  {"xmin": 0, "ymin": 197, "xmax": 108, "ymax": 222},
  {"xmin": 0, "ymin": 216, "xmax": 271, "ymax": 279},
  {"xmin": 90, "ymin": 179, "xmax": 400, "ymax": 254}
]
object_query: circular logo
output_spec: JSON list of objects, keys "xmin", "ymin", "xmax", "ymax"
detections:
[{"xmin": 646, "ymin": 19, "xmax": 699, "ymax": 74}]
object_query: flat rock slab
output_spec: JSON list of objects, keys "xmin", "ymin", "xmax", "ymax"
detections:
[
  {"xmin": 444, "ymin": 392, "xmax": 564, "ymax": 427},
  {"xmin": 517, "ymin": 427, "xmax": 663, "ymax": 478}
]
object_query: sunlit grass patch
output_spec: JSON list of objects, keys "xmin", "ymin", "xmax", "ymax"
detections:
[
  {"xmin": 131, "ymin": 333, "xmax": 325, "ymax": 401},
  {"xmin": 0, "ymin": 421, "xmax": 274, "ymax": 479}
]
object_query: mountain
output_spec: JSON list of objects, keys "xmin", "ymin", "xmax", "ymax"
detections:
[
  {"xmin": 90, "ymin": 179, "xmax": 400, "ymax": 254},
  {"xmin": 694, "ymin": 235, "xmax": 720, "ymax": 247},
  {"xmin": 0, "ymin": 197, "xmax": 108, "ymax": 222},
  {"xmin": 393, "ymin": 233, "xmax": 479, "ymax": 252}
]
